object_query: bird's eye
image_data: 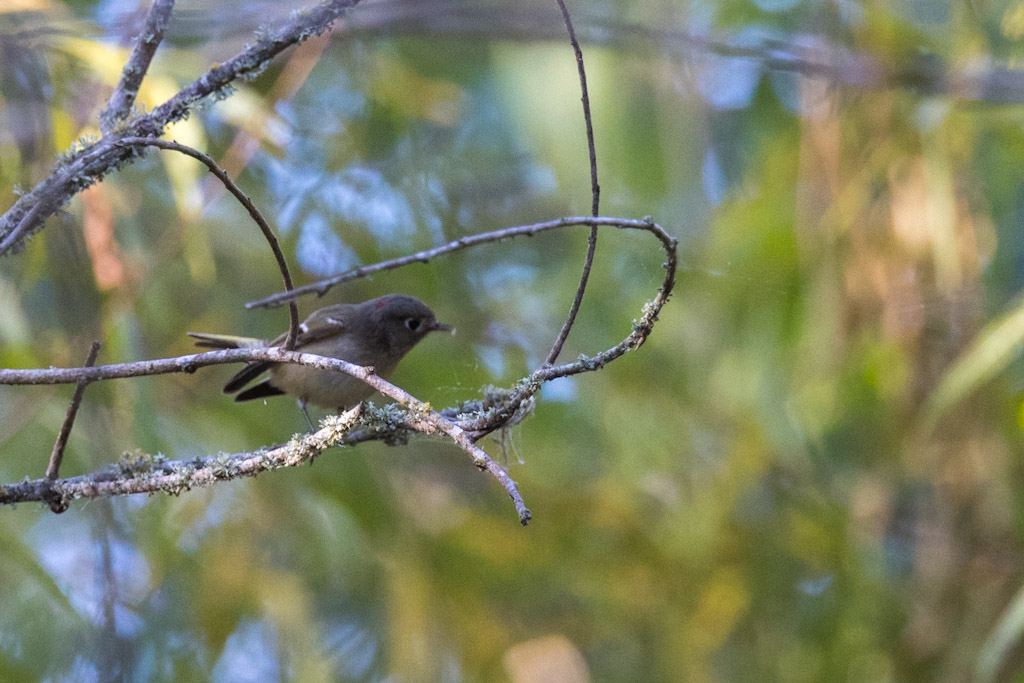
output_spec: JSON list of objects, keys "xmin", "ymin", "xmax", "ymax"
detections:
[{"xmin": 405, "ymin": 317, "xmax": 422, "ymax": 331}]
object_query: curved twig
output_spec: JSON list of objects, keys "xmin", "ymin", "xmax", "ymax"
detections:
[
  {"xmin": 248, "ymin": 216, "xmax": 672, "ymax": 309},
  {"xmin": 545, "ymin": 0, "xmax": 600, "ymax": 366},
  {"xmin": 114, "ymin": 137, "xmax": 300, "ymax": 349},
  {"xmin": 461, "ymin": 219, "xmax": 677, "ymax": 438}
]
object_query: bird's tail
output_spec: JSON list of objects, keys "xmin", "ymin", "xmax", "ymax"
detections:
[
  {"xmin": 187, "ymin": 331, "xmax": 274, "ymax": 394},
  {"xmin": 186, "ymin": 332, "xmax": 265, "ymax": 350}
]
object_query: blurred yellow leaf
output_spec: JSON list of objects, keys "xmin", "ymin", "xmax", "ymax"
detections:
[
  {"xmin": 688, "ymin": 566, "xmax": 750, "ymax": 653},
  {"xmin": 55, "ymin": 36, "xmax": 128, "ymax": 85},
  {"xmin": 49, "ymin": 107, "xmax": 75, "ymax": 152},
  {"xmin": 216, "ymin": 88, "xmax": 290, "ymax": 149}
]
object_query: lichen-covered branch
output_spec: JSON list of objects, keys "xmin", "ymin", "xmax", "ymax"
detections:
[
  {"xmin": 3, "ymin": 407, "xmax": 366, "ymax": 511},
  {"xmin": 100, "ymin": 0, "xmax": 177, "ymax": 134},
  {"xmin": 0, "ymin": 0, "xmax": 361, "ymax": 255},
  {"xmin": 0, "ymin": 347, "xmax": 532, "ymax": 524}
]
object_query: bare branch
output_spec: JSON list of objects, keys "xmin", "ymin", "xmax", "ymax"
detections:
[
  {"xmin": 545, "ymin": 0, "xmax": 600, "ymax": 366},
  {"xmin": 247, "ymin": 216, "xmax": 668, "ymax": 309},
  {"xmin": 100, "ymin": 0, "xmax": 177, "ymax": 134},
  {"xmin": 0, "ymin": 0, "xmax": 361, "ymax": 255},
  {"xmin": 114, "ymin": 137, "xmax": 300, "ymax": 349},
  {"xmin": 45, "ymin": 341, "xmax": 101, "ymax": 480},
  {"xmin": 42, "ymin": 341, "xmax": 102, "ymax": 513}
]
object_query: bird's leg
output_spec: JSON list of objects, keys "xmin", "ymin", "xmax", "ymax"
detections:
[{"xmin": 297, "ymin": 399, "xmax": 315, "ymax": 432}]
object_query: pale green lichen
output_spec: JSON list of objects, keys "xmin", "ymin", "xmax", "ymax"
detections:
[
  {"xmin": 273, "ymin": 407, "xmax": 363, "ymax": 465},
  {"xmin": 116, "ymin": 448, "xmax": 167, "ymax": 476},
  {"xmin": 55, "ymin": 135, "xmax": 101, "ymax": 166},
  {"xmin": 448, "ymin": 382, "xmax": 537, "ymax": 436},
  {"xmin": 359, "ymin": 402, "xmax": 415, "ymax": 445}
]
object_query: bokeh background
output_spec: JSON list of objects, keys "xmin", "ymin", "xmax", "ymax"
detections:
[{"xmin": 4, "ymin": 0, "xmax": 1024, "ymax": 680}]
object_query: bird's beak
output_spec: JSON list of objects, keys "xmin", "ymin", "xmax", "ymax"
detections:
[{"xmin": 431, "ymin": 320, "xmax": 454, "ymax": 334}]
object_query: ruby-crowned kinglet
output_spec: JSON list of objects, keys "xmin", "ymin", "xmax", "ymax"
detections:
[{"xmin": 188, "ymin": 294, "xmax": 451, "ymax": 412}]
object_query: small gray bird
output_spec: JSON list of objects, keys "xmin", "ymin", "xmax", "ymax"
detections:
[{"xmin": 188, "ymin": 295, "xmax": 451, "ymax": 419}]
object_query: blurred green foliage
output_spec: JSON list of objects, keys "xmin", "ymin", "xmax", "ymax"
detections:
[{"xmin": 4, "ymin": 0, "xmax": 1024, "ymax": 681}]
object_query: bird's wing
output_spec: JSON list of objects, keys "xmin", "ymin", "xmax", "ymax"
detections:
[
  {"xmin": 192, "ymin": 304, "xmax": 354, "ymax": 394},
  {"xmin": 268, "ymin": 303, "xmax": 354, "ymax": 349},
  {"xmin": 220, "ymin": 305, "xmax": 352, "ymax": 395}
]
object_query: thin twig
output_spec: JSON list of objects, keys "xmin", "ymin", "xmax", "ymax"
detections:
[
  {"xmin": 0, "ymin": 347, "xmax": 296, "ymax": 385},
  {"xmin": 0, "ymin": 0, "xmax": 361, "ymax": 255},
  {"xmin": 100, "ymin": 0, "xmax": 177, "ymax": 134},
  {"xmin": 41, "ymin": 341, "xmax": 102, "ymax": 513},
  {"xmin": 248, "ymin": 216, "xmax": 664, "ymax": 309},
  {"xmin": 199, "ymin": 32, "xmax": 332, "ymax": 207},
  {"xmin": 545, "ymin": 0, "xmax": 600, "ymax": 366},
  {"xmin": 45, "ymin": 341, "xmax": 101, "ymax": 481},
  {"xmin": 335, "ymin": 364, "xmax": 532, "ymax": 524},
  {"xmin": 115, "ymin": 137, "xmax": 300, "ymax": 349}
]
